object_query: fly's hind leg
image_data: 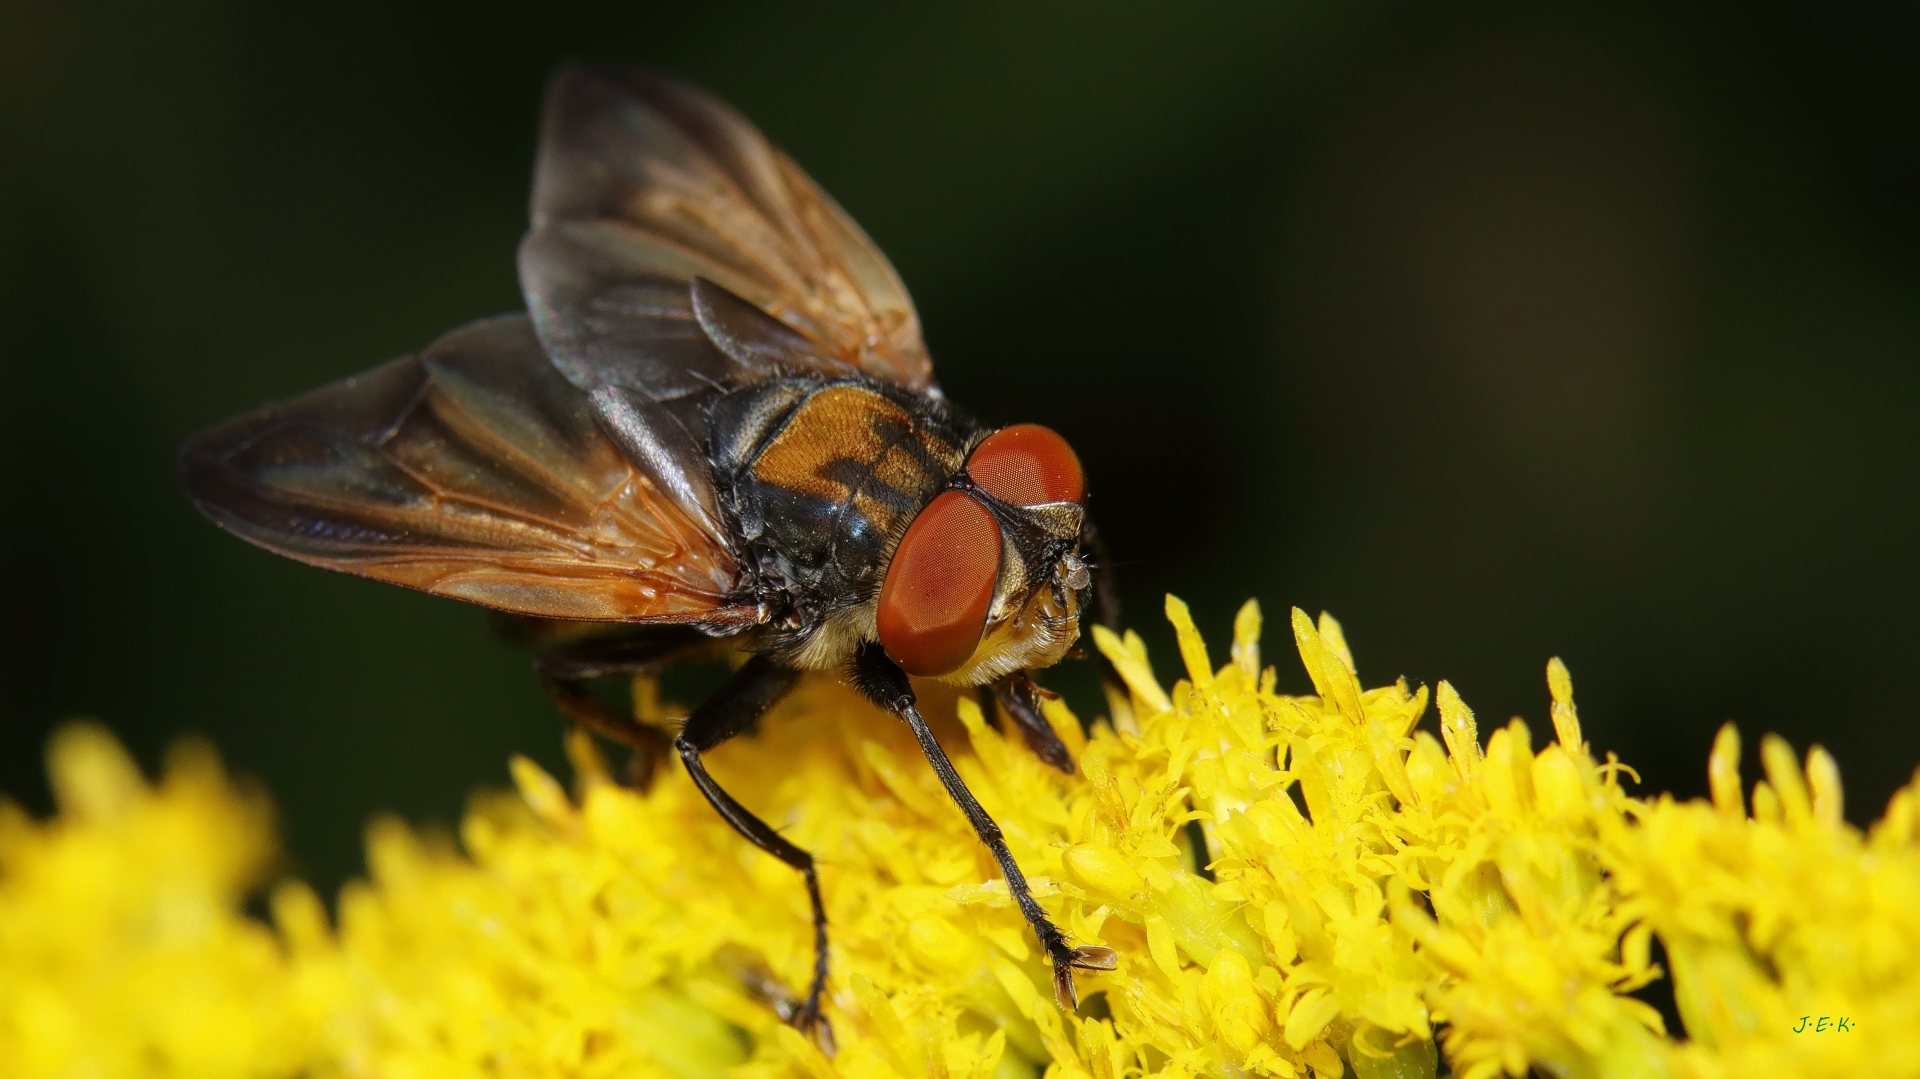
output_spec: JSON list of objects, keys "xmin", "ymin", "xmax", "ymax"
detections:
[
  {"xmin": 673, "ymin": 655, "xmax": 834, "ymax": 1046},
  {"xmin": 534, "ymin": 626, "xmax": 710, "ymax": 787},
  {"xmin": 852, "ymin": 643, "xmax": 1118, "ymax": 1009}
]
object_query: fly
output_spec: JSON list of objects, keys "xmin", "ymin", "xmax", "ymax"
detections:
[{"xmin": 180, "ymin": 65, "xmax": 1120, "ymax": 1041}]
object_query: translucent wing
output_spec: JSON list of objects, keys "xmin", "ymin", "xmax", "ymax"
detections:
[
  {"xmin": 519, "ymin": 65, "xmax": 935, "ymax": 401},
  {"xmin": 180, "ymin": 314, "xmax": 759, "ymax": 626}
]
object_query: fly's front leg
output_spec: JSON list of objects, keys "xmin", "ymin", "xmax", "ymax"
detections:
[
  {"xmin": 852, "ymin": 643, "xmax": 1117, "ymax": 1008},
  {"xmin": 991, "ymin": 672, "xmax": 1074, "ymax": 774},
  {"xmin": 673, "ymin": 655, "xmax": 834, "ymax": 1046},
  {"xmin": 535, "ymin": 626, "xmax": 708, "ymax": 787}
]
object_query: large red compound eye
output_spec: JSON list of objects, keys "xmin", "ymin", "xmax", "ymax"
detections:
[
  {"xmin": 878, "ymin": 491, "xmax": 1001, "ymax": 676},
  {"xmin": 966, "ymin": 423, "xmax": 1084, "ymax": 506}
]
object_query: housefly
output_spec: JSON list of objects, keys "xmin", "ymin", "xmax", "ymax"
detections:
[{"xmin": 180, "ymin": 66, "xmax": 1120, "ymax": 1037}]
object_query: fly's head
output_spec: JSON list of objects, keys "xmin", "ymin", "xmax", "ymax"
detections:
[{"xmin": 874, "ymin": 424, "xmax": 1092, "ymax": 685}]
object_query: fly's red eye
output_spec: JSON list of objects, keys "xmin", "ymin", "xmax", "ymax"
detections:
[
  {"xmin": 966, "ymin": 423, "xmax": 1084, "ymax": 506},
  {"xmin": 878, "ymin": 491, "xmax": 1001, "ymax": 676}
]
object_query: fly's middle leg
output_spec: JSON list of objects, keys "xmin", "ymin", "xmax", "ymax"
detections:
[{"xmin": 672, "ymin": 655, "xmax": 833, "ymax": 1047}]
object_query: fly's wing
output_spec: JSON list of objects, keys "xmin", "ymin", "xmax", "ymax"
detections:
[
  {"xmin": 180, "ymin": 314, "xmax": 760, "ymax": 627},
  {"xmin": 519, "ymin": 64, "xmax": 936, "ymax": 401}
]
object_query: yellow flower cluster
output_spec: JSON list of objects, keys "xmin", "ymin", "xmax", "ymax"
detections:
[
  {"xmin": 1608, "ymin": 727, "xmax": 1920, "ymax": 1078},
  {"xmin": 1, "ymin": 597, "xmax": 1914, "ymax": 1078},
  {"xmin": 0, "ymin": 726, "xmax": 311, "ymax": 1077}
]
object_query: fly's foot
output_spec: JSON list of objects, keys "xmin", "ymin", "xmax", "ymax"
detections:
[
  {"xmin": 792, "ymin": 994, "xmax": 836, "ymax": 1056},
  {"xmin": 1049, "ymin": 942, "xmax": 1120, "ymax": 1008},
  {"xmin": 723, "ymin": 948, "xmax": 836, "ymax": 1056}
]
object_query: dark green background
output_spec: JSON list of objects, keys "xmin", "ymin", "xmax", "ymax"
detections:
[{"xmin": 3, "ymin": 0, "xmax": 1916, "ymax": 896}]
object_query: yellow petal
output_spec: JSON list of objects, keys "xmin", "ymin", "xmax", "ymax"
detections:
[
  {"xmin": 1232, "ymin": 599, "xmax": 1264, "ymax": 680},
  {"xmin": 1545, "ymin": 656, "xmax": 1582, "ymax": 751},
  {"xmin": 1284, "ymin": 988, "xmax": 1341, "ymax": 1049},
  {"xmin": 1709, "ymin": 722, "xmax": 1744, "ymax": 820},
  {"xmin": 1065, "ymin": 845, "xmax": 1147, "ymax": 902},
  {"xmin": 1806, "ymin": 745, "xmax": 1843, "ymax": 828},
  {"xmin": 1437, "ymin": 681, "xmax": 1480, "ymax": 779}
]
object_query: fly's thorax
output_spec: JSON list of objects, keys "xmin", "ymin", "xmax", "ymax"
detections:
[{"xmin": 707, "ymin": 377, "xmax": 972, "ymax": 631}]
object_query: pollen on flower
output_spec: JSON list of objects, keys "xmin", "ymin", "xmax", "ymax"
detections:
[{"xmin": 4, "ymin": 599, "xmax": 1919, "ymax": 1078}]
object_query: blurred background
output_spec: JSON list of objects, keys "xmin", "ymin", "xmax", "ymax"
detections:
[{"xmin": 2, "ymin": 0, "xmax": 1916, "ymax": 901}]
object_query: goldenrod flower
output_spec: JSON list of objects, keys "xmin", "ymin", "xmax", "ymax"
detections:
[{"xmin": 2, "ymin": 597, "xmax": 1913, "ymax": 1077}]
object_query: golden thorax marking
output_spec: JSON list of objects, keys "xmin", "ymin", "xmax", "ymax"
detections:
[{"xmin": 751, "ymin": 385, "xmax": 913, "ymax": 504}]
